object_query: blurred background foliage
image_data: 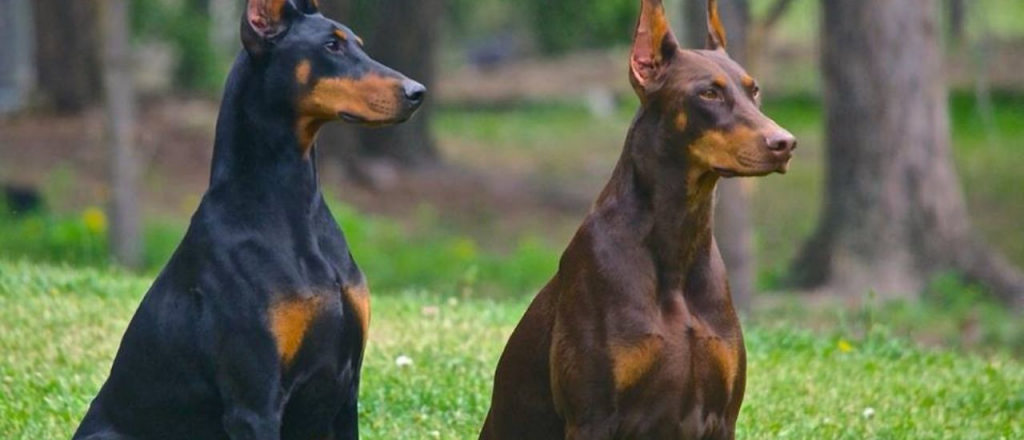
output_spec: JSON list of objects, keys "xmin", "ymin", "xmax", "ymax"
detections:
[{"xmin": 2, "ymin": 0, "xmax": 1024, "ymax": 356}]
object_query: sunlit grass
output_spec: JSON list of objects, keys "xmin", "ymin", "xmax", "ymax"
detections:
[{"xmin": 2, "ymin": 261, "xmax": 1023, "ymax": 439}]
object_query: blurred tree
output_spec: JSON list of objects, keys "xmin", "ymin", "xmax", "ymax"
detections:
[
  {"xmin": 947, "ymin": 0, "xmax": 966, "ymax": 43},
  {"xmin": 682, "ymin": 0, "xmax": 755, "ymax": 312},
  {"xmin": 792, "ymin": 0, "xmax": 1024, "ymax": 306},
  {"xmin": 356, "ymin": 0, "xmax": 441, "ymax": 167},
  {"xmin": 317, "ymin": 0, "xmax": 441, "ymax": 186},
  {"xmin": 33, "ymin": 0, "xmax": 102, "ymax": 112},
  {"xmin": 100, "ymin": 0, "xmax": 142, "ymax": 268},
  {"xmin": 527, "ymin": 0, "xmax": 637, "ymax": 54},
  {"xmin": 174, "ymin": 0, "xmax": 220, "ymax": 91}
]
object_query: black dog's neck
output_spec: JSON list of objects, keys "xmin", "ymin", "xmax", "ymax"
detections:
[{"xmin": 208, "ymin": 53, "xmax": 322, "ymax": 215}]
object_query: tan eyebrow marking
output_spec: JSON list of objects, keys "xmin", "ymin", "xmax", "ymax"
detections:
[
  {"xmin": 295, "ymin": 59, "xmax": 311, "ymax": 85},
  {"xmin": 741, "ymin": 75, "xmax": 755, "ymax": 88},
  {"xmin": 713, "ymin": 75, "xmax": 728, "ymax": 88},
  {"xmin": 333, "ymin": 29, "xmax": 348, "ymax": 41}
]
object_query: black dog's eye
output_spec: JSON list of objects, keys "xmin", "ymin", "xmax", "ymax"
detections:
[
  {"xmin": 699, "ymin": 88, "xmax": 724, "ymax": 102},
  {"xmin": 751, "ymin": 85, "xmax": 761, "ymax": 100},
  {"xmin": 325, "ymin": 39, "xmax": 344, "ymax": 54}
]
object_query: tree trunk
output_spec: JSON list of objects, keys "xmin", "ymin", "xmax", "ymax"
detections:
[
  {"xmin": 317, "ymin": 0, "xmax": 442, "ymax": 186},
  {"xmin": 947, "ymin": 0, "xmax": 966, "ymax": 43},
  {"xmin": 792, "ymin": 0, "xmax": 1024, "ymax": 307},
  {"xmin": 356, "ymin": 0, "xmax": 440, "ymax": 166},
  {"xmin": 0, "ymin": 0, "xmax": 35, "ymax": 113},
  {"xmin": 682, "ymin": 0, "xmax": 756, "ymax": 312},
  {"xmin": 33, "ymin": 0, "xmax": 102, "ymax": 112},
  {"xmin": 100, "ymin": 0, "xmax": 142, "ymax": 268}
]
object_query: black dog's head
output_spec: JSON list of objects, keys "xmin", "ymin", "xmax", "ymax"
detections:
[{"xmin": 242, "ymin": 0, "xmax": 426, "ymax": 150}]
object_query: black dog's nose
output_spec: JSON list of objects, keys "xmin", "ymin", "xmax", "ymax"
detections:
[
  {"xmin": 765, "ymin": 131, "xmax": 797, "ymax": 153},
  {"xmin": 402, "ymin": 80, "xmax": 426, "ymax": 106}
]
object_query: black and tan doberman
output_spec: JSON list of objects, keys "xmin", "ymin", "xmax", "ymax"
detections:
[
  {"xmin": 73, "ymin": 1, "xmax": 424, "ymax": 439},
  {"xmin": 479, "ymin": 0, "xmax": 795, "ymax": 439}
]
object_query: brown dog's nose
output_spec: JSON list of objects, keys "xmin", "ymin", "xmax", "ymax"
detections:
[
  {"xmin": 402, "ymin": 80, "xmax": 426, "ymax": 106},
  {"xmin": 765, "ymin": 131, "xmax": 797, "ymax": 154}
]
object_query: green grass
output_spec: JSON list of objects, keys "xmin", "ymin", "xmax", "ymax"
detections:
[
  {"xmin": 1, "ymin": 260, "xmax": 1022, "ymax": 439},
  {"xmin": 0, "ymin": 201, "xmax": 560, "ymax": 298}
]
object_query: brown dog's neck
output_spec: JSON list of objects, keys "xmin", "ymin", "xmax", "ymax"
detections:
[{"xmin": 595, "ymin": 116, "xmax": 720, "ymax": 291}]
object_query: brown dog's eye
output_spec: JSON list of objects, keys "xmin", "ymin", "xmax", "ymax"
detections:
[
  {"xmin": 325, "ymin": 40, "xmax": 344, "ymax": 54},
  {"xmin": 699, "ymin": 89, "xmax": 723, "ymax": 102}
]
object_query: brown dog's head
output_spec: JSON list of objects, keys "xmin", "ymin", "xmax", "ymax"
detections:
[
  {"xmin": 629, "ymin": 0, "xmax": 795, "ymax": 177},
  {"xmin": 242, "ymin": 0, "xmax": 426, "ymax": 150}
]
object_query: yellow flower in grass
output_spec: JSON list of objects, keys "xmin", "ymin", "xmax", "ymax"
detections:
[
  {"xmin": 452, "ymin": 237, "xmax": 478, "ymax": 260},
  {"xmin": 837, "ymin": 339, "xmax": 855, "ymax": 353},
  {"xmin": 82, "ymin": 207, "xmax": 108, "ymax": 234}
]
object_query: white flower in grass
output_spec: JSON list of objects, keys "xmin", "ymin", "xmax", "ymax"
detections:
[
  {"xmin": 862, "ymin": 407, "xmax": 875, "ymax": 419},
  {"xmin": 395, "ymin": 355, "xmax": 414, "ymax": 368}
]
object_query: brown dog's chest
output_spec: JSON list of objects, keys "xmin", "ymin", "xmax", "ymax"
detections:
[{"xmin": 609, "ymin": 302, "xmax": 745, "ymax": 439}]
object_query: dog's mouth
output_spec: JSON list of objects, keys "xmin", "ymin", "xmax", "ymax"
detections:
[
  {"xmin": 339, "ymin": 112, "xmax": 409, "ymax": 128},
  {"xmin": 713, "ymin": 162, "xmax": 789, "ymax": 178},
  {"xmin": 339, "ymin": 112, "xmax": 364, "ymax": 123},
  {"xmin": 713, "ymin": 167, "xmax": 739, "ymax": 178}
]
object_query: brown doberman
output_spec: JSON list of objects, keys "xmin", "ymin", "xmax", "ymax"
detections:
[{"xmin": 478, "ymin": 0, "xmax": 796, "ymax": 439}]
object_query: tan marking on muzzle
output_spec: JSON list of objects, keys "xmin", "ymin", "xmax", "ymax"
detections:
[
  {"xmin": 688, "ymin": 125, "xmax": 767, "ymax": 174},
  {"xmin": 295, "ymin": 74, "xmax": 404, "ymax": 153}
]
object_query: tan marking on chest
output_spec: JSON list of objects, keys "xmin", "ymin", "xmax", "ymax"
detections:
[
  {"xmin": 610, "ymin": 336, "xmax": 664, "ymax": 391},
  {"xmin": 268, "ymin": 296, "xmax": 325, "ymax": 366},
  {"xmin": 343, "ymin": 283, "xmax": 371, "ymax": 342},
  {"xmin": 703, "ymin": 337, "xmax": 741, "ymax": 398}
]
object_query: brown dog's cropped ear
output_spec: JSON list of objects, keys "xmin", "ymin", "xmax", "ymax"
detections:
[
  {"xmin": 706, "ymin": 0, "xmax": 728, "ymax": 51},
  {"xmin": 630, "ymin": 0, "xmax": 679, "ymax": 96},
  {"xmin": 242, "ymin": 0, "xmax": 293, "ymax": 57}
]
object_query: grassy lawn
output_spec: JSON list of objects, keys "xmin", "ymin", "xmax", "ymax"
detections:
[{"xmin": 2, "ymin": 260, "xmax": 1022, "ymax": 439}]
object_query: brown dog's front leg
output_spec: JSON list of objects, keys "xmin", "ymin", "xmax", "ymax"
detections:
[
  {"xmin": 565, "ymin": 422, "xmax": 617, "ymax": 440},
  {"xmin": 551, "ymin": 316, "xmax": 618, "ymax": 440}
]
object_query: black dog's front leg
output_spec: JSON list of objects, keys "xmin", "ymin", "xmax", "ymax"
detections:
[
  {"xmin": 331, "ymin": 366, "xmax": 362, "ymax": 440},
  {"xmin": 332, "ymin": 394, "xmax": 359, "ymax": 440},
  {"xmin": 215, "ymin": 332, "xmax": 284, "ymax": 440}
]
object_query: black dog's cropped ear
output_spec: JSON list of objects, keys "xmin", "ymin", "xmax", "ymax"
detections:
[
  {"xmin": 706, "ymin": 0, "xmax": 728, "ymax": 51},
  {"xmin": 241, "ymin": 0, "xmax": 295, "ymax": 58},
  {"xmin": 630, "ymin": 0, "xmax": 679, "ymax": 98}
]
